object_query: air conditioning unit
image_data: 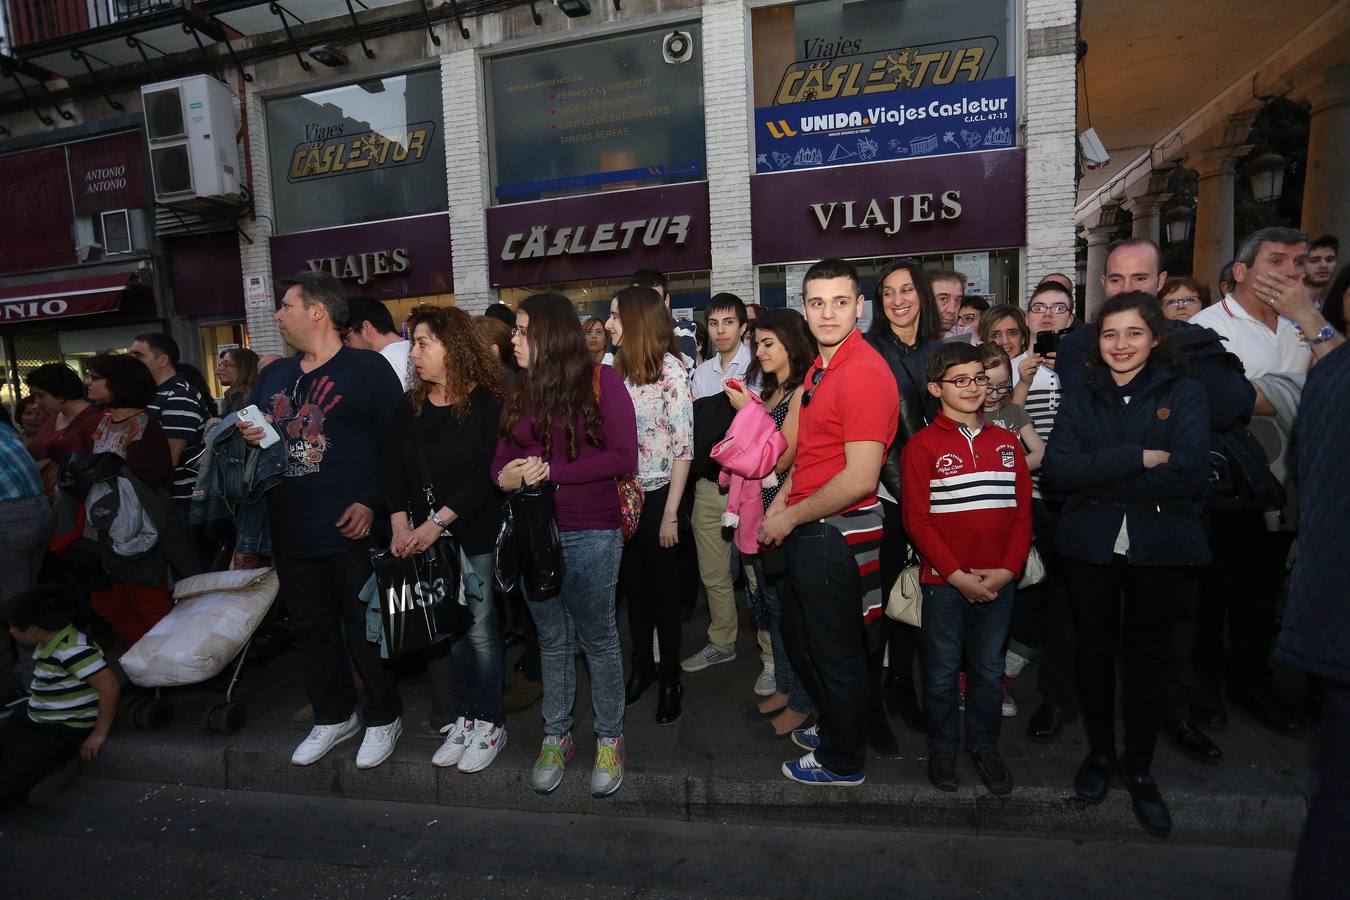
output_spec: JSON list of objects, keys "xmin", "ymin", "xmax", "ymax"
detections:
[
  {"xmin": 141, "ymin": 75, "xmax": 241, "ymax": 202},
  {"xmin": 100, "ymin": 209, "xmax": 133, "ymax": 254}
]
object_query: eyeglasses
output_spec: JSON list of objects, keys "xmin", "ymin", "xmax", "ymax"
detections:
[
  {"xmin": 1164, "ymin": 296, "xmax": 1200, "ymax": 308},
  {"xmin": 1029, "ymin": 303, "xmax": 1071, "ymax": 315},
  {"xmin": 801, "ymin": 367, "xmax": 826, "ymax": 407},
  {"xmin": 957, "ymin": 312, "xmax": 981, "ymax": 326},
  {"xmin": 938, "ymin": 374, "xmax": 992, "ymax": 388},
  {"xmin": 986, "ymin": 381, "xmax": 1012, "ymax": 395},
  {"xmin": 511, "ymin": 326, "xmax": 528, "ymax": 338}
]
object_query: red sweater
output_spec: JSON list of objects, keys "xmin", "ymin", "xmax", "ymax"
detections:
[{"xmin": 901, "ymin": 413, "xmax": 1033, "ymax": 585}]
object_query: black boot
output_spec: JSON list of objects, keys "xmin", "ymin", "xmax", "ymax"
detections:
[
  {"xmin": 1120, "ymin": 764, "xmax": 1172, "ymax": 838},
  {"xmin": 625, "ymin": 665, "xmax": 657, "ymax": 706},
  {"xmin": 655, "ymin": 682, "xmax": 683, "ymax": 725}
]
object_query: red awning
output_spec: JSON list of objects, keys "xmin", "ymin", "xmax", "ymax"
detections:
[{"xmin": 0, "ymin": 269, "xmax": 132, "ymax": 323}]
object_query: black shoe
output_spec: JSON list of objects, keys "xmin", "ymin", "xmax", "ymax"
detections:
[
  {"xmin": 927, "ymin": 748, "xmax": 959, "ymax": 792},
  {"xmin": 1162, "ymin": 719, "xmax": 1223, "ymax": 764},
  {"xmin": 655, "ymin": 683, "xmax": 682, "ymax": 725},
  {"xmin": 1189, "ymin": 696, "xmax": 1228, "ymax": 729},
  {"xmin": 969, "ymin": 748, "xmax": 1014, "ymax": 795},
  {"xmin": 1230, "ymin": 688, "xmax": 1305, "ymax": 736},
  {"xmin": 625, "ymin": 669, "xmax": 657, "ymax": 706},
  {"xmin": 1120, "ymin": 766, "xmax": 1172, "ymax": 838},
  {"xmin": 867, "ymin": 715, "xmax": 900, "ymax": 755},
  {"xmin": 1027, "ymin": 704, "xmax": 1076, "ymax": 743},
  {"xmin": 883, "ymin": 674, "xmax": 925, "ymax": 732},
  {"xmin": 1073, "ymin": 752, "xmax": 1116, "ymax": 804}
]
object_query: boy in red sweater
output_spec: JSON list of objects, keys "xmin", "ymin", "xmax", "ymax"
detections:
[{"xmin": 901, "ymin": 343, "xmax": 1032, "ymax": 795}]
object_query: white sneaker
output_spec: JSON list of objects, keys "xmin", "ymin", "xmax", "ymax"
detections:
[
  {"xmin": 1005, "ymin": 650, "xmax": 1032, "ymax": 679},
  {"xmin": 458, "ymin": 720, "xmax": 507, "ymax": 774},
  {"xmin": 291, "ymin": 712, "xmax": 361, "ymax": 766},
  {"xmin": 355, "ymin": 717, "xmax": 403, "ymax": 769},
  {"xmin": 754, "ymin": 664, "xmax": 776, "ymax": 697},
  {"xmin": 432, "ymin": 716, "xmax": 472, "ymax": 768}
]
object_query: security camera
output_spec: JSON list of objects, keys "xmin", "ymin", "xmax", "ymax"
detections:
[
  {"xmin": 1078, "ymin": 127, "xmax": 1111, "ymax": 169},
  {"xmin": 308, "ymin": 45, "xmax": 349, "ymax": 67},
  {"xmin": 662, "ymin": 31, "xmax": 693, "ymax": 65},
  {"xmin": 554, "ymin": 0, "xmax": 592, "ymax": 17}
]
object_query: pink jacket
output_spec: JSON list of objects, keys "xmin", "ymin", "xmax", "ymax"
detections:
[{"xmin": 711, "ymin": 400, "xmax": 787, "ymax": 555}]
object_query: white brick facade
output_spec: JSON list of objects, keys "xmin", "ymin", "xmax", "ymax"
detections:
[
  {"xmin": 239, "ymin": 74, "xmax": 284, "ymax": 356},
  {"xmin": 442, "ymin": 49, "xmax": 494, "ymax": 314},
  {"xmin": 701, "ymin": 0, "xmax": 756, "ymax": 301}
]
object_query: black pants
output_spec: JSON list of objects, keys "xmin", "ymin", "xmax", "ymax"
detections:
[
  {"xmin": 1197, "ymin": 512, "xmax": 1290, "ymax": 698},
  {"xmin": 0, "ymin": 714, "xmax": 84, "ymax": 808},
  {"xmin": 1063, "ymin": 557, "xmax": 1188, "ymax": 770},
  {"xmin": 1164, "ymin": 578, "xmax": 1205, "ymax": 721},
  {"xmin": 879, "ymin": 499, "xmax": 919, "ymax": 685},
  {"xmin": 1293, "ymin": 678, "xmax": 1350, "ymax": 897},
  {"xmin": 1013, "ymin": 499, "xmax": 1078, "ymax": 714},
  {"xmin": 783, "ymin": 522, "xmax": 868, "ymax": 776},
  {"xmin": 621, "ymin": 485, "xmax": 681, "ymax": 685},
  {"xmin": 275, "ymin": 548, "xmax": 402, "ymax": 727}
]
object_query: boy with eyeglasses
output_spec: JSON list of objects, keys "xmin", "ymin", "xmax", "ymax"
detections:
[{"xmin": 902, "ymin": 342, "xmax": 1032, "ymax": 794}]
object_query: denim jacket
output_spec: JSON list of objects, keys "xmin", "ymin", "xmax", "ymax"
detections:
[{"xmin": 191, "ymin": 418, "xmax": 284, "ymax": 555}]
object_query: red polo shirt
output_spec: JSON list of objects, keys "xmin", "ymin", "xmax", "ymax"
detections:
[{"xmin": 788, "ymin": 328, "xmax": 899, "ymax": 512}]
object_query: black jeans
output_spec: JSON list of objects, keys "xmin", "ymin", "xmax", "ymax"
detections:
[
  {"xmin": 620, "ymin": 485, "xmax": 682, "ymax": 685},
  {"xmin": 783, "ymin": 522, "xmax": 869, "ymax": 776},
  {"xmin": 1012, "ymin": 499, "xmax": 1078, "ymax": 714},
  {"xmin": 1063, "ymin": 557, "xmax": 1188, "ymax": 770},
  {"xmin": 879, "ymin": 499, "xmax": 919, "ymax": 686},
  {"xmin": 275, "ymin": 548, "xmax": 402, "ymax": 727},
  {"xmin": 0, "ymin": 714, "xmax": 84, "ymax": 808},
  {"xmin": 1164, "ymin": 578, "xmax": 1204, "ymax": 721},
  {"xmin": 1293, "ymin": 678, "xmax": 1350, "ymax": 898},
  {"xmin": 1197, "ymin": 512, "xmax": 1290, "ymax": 698}
]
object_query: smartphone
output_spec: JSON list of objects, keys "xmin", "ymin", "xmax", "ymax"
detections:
[
  {"xmin": 724, "ymin": 378, "xmax": 744, "ymax": 392},
  {"xmin": 237, "ymin": 404, "xmax": 282, "ymax": 449},
  {"xmin": 1033, "ymin": 330, "xmax": 1060, "ymax": 356}
]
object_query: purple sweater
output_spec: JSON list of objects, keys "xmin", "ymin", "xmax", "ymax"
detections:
[{"xmin": 491, "ymin": 364, "xmax": 638, "ymax": 532}]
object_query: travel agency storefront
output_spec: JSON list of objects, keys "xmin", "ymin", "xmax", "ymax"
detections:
[
  {"xmin": 264, "ymin": 67, "xmax": 453, "ymax": 325},
  {"xmin": 482, "ymin": 20, "xmax": 713, "ymax": 318},
  {"xmin": 747, "ymin": 0, "xmax": 1027, "ymax": 306},
  {"xmin": 0, "ymin": 127, "xmax": 163, "ymax": 410}
]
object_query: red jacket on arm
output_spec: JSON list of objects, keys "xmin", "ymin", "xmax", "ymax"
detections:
[{"xmin": 900, "ymin": 414, "xmax": 1033, "ymax": 586}]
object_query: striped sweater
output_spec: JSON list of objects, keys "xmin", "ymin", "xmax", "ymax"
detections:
[
  {"xmin": 28, "ymin": 625, "xmax": 108, "ymax": 729},
  {"xmin": 900, "ymin": 414, "xmax": 1033, "ymax": 586}
]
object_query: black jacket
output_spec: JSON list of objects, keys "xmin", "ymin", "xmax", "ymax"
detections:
[
  {"xmin": 863, "ymin": 330, "xmax": 939, "ymax": 499},
  {"xmin": 1042, "ymin": 366, "xmax": 1211, "ymax": 566},
  {"xmin": 691, "ymin": 393, "xmax": 735, "ymax": 483}
]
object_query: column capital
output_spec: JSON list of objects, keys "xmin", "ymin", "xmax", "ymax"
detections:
[
  {"xmin": 1307, "ymin": 65, "xmax": 1350, "ymax": 113},
  {"xmin": 1080, "ymin": 201, "xmax": 1122, "ymax": 232},
  {"xmin": 1121, "ymin": 192, "xmax": 1172, "ymax": 216},
  {"xmin": 1080, "ymin": 223, "xmax": 1118, "ymax": 246},
  {"xmin": 1192, "ymin": 146, "xmax": 1250, "ymax": 180}
]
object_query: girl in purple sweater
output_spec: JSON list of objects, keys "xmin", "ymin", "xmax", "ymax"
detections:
[{"xmin": 492, "ymin": 293, "xmax": 638, "ymax": 799}]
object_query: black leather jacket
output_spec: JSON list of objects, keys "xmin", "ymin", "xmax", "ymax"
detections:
[{"xmin": 863, "ymin": 330, "xmax": 940, "ymax": 500}]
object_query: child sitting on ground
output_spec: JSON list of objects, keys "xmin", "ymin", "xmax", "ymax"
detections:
[{"xmin": 1, "ymin": 585, "xmax": 119, "ymax": 808}]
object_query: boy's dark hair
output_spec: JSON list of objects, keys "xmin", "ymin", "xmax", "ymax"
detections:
[
  {"xmin": 345, "ymin": 296, "xmax": 396, "ymax": 336},
  {"xmin": 960, "ymin": 295, "xmax": 991, "ymax": 313},
  {"xmin": 631, "ymin": 268, "xmax": 668, "ymax": 295},
  {"xmin": 705, "ymin": 291, "xmax": 747, "ymax": 326},
  {"xmin": 26, "ymin": 363, "xmax": 86, "ymax": 401},
  {"xmin": 926, "ymin": 341, "xmax": 983, "ymax": 382},
  {"xmin": 1311, "ymin": 235, "xmax": 1339, "ymax": 255},
  {"xmin": 87, "ymin": 353, "xmax": 158, "ymax": 408},
  {"xmin": 802, "ymin": 258, "xmax": 861, "ymax": 298},
  {"xmin": 484, "ymin": 302, "xmax": 516, "ymax": 328},
  {"xmin": 133, "ymin": 332, "xmax": 181, "ymax": 367},
  {"xmin": 1029, "ymin": 281, "xmax": 1073, "ymax": 304},
  {"xmin": 0, "ymin": 584, "xmax": 75, "ymax": 632}
]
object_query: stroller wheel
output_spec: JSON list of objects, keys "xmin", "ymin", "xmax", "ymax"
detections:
[
  {"xmin": 134, "ymin": 698, "xmax": 173, "ymax": 731},
  {"xmin": 204, "ymin": 702, "xmax": 247, "ymax": 734}
]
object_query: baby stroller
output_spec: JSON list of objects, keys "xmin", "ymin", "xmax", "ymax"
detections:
[{"xmin": 119, "ymin": 567, "xmax": 279, "ymax": 734}]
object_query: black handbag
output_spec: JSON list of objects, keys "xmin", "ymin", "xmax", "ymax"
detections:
[
  {"xmin": 1208, "ymin": 427, "xmax": 1285, "ymax": 514},
  {"xmin": 369, "ymin": 540, "xmax": 470, "ymax": 657},
  {"xmin": 493, "ymin": 480, "xmax": 564, "ymax": 600}
]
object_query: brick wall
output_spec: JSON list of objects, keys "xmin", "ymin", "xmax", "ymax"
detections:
[
  {"xmin": 442, "ymin": 50, "xmax": 493, "ymax": 313},
  {"xmin": 701, "ymin": 0, "xmax": 755, "ymax": 301},
  {"xmin": 238, "ymin": 77, "xmax": 284, "ymax": 356}
]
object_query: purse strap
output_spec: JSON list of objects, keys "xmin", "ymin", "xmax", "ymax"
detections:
[{"xmin": 414, "ymin": 435, "xmax": 438, "ymax": 513}]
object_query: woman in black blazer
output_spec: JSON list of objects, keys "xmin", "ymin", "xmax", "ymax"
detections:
[{"xmin": 1042, "ymin": 291, "xmax": 1211, "ymax": 840}]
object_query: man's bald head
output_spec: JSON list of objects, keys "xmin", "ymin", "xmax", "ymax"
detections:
[{"xmin": 1103, "ymin": 238, "xmax": 1167, "ymax": 298}]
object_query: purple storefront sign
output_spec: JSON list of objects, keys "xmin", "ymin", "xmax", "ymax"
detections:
[
  {"xmin": 269, "ymin": 213, "xmax": 452, "ymax": 300},
  {"xmin": 487, "ymin": 182, "xmax": 711, "ymax": 288},
  {"xmin": 751, "ymin": 148, "xmax": 1025, "ymax": 263}
]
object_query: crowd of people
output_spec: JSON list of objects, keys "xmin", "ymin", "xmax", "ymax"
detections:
[{"xmin": 1, "ymin": 234, "xmax": 1346, "ymax": 874}]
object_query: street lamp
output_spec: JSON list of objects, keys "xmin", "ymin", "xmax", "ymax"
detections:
[
  {"xmin": 1244, "ymin": 150, "xmax": 1287, "ymax": 203},
  {"xmin": 1164, "ymin": 205, "xmax": 1195, "ymax": 243}
]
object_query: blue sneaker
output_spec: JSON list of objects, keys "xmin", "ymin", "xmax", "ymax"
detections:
[
  {"xmin": 781, "ymin": 751, "xmax": 865, "ymax": 787},
  {"xmin": 791, "ymin": 724, "xmax": 821, "ymax": 752}
]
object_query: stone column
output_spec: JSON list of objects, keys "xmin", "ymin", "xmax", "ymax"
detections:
[
  {"xmin": 1192, "ymin": 149, "xmax": 1246, "ymax": 293},
  {"xmin": 1082, "ymin": 220, "xmax": 1117, "ymax": 322},
  {"xmin": 701, "ymin": 0, "xmax": 755, "ymax": 301},
  {"xmin": 1301, "ymin": 65, "xmax": 1350, "ymax": 243},
  {"xmin": 442, "ymin": 49, "xmax": 494, "ymax": 313},
  {"xmin": 238, "ymin": 75, "xmax": 284, "ymax": 356},
  {"xmin": 1123, "ymin": 193, "xmax": 1168, "ymax": 246}
]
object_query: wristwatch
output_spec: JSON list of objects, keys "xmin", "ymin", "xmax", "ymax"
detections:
[
  {"xmin": 1310, "ymin": 324, "xmax": 1337, "ymax": 345},
  {"xmin": 430, "ymin": 510, "xmax": 448, "ymax": 529}
]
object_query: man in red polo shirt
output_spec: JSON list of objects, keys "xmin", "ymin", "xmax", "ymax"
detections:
[{"xmin": 759, "ymin": 258, "xmax": 900, "ymax": 786}]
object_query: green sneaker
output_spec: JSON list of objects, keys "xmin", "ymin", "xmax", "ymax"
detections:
[
  {"xmin": 591, "ymin": 735, "xmax": 625, "ymax": 798},
  {"xmin": 531, "ymin": 733, "xmax": 573, "ymax": 794}
]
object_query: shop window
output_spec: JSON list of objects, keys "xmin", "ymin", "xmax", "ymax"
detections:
[
  {"xmin": 485, "ymin": 25, "xmax": 706, "ymax": 204},
  {"xmin": 498, "ymin": 271, "xmax": 711, "ymax": 323},
  {"xmin": 383, "ymin": 294, "xmax": 455, "ymax": 338},
  {"xmin": 266, "ymin": 70, "xmax": 448, "ymax": 234},
  {"xmin": 200, "ymin": 323, "xmax": 249, "ymax": 401}
]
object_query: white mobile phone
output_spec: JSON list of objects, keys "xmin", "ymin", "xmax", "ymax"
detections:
[{"xmin": 237, "ymin": 404, "xmax": 281, "ymax": 449}]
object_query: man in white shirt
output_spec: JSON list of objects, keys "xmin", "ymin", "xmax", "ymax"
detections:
[
  {"xmin": 690, "ymin": 293, "xmax": 752, "ymax": 399},
  {"xmin": 343, "ymin": 296, "xmax": 412, "ymax": 391}
]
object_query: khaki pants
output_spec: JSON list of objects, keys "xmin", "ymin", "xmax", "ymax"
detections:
[{"xmin": 692, "ymin": 479, "xmax": 772, "ymax": 663}]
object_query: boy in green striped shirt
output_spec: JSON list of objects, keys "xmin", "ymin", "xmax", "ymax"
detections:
[{"xmin": 1, "ymin": 585, "xmax": 120, "ymax": 807}]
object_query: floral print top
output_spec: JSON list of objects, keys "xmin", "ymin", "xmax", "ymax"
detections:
[{"xmin": 623, "ymin": 353, "xmax": 694, "ymax": 492}]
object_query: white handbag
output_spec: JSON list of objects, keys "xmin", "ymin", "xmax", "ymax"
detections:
[
  {"xmin": 885, "ymin": 544, "xmax": 924, "ymax": 627},
  {"xmin": 1018, "ymin": 545, "xmax": 1046, "ymax": 588}
]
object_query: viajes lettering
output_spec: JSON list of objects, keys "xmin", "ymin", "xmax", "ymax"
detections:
[
  {"xmin": 500, "ymin": 215, "xmax": 692, "ymax": 261},
  {"xmin": 808, "ymin": 191, "xmax": 963, "ymax": 236},
  {"xmin": 305, "ymin": 248, "xmax": 410, "ymax": 285},
  {"xmin": 287, "ymin": 122, "xmax": 435, "ymax": 182},
  {"xmin": 773, "ymin": 38, "xmax": 997, "ymax": 105}
]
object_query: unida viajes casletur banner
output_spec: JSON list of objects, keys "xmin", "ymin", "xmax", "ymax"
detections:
[{"xmin": 753, "ymin": 76, "xmax": 1015, "ymax": 173}]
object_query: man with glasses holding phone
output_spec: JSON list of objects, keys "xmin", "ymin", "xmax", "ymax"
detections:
[{"xmin": 757, "ymin": 258, "xmax": 898, "ymax": 787}]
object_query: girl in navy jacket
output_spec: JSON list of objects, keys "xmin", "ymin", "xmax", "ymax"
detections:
[{"xmin": 1042, "ymin": 291, "xmax": 1211, "ymax": 840}]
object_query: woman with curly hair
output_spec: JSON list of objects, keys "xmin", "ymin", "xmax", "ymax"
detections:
[
  {"xmin": 491, "ymin": 292, "xmax": 637, "ymax": 799},
  {"xmin": 384, "ymin": 306, "xmax": 508, "ymax": 773}
]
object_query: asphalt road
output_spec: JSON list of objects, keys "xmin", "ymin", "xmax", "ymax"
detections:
[{"xmin": 0, "ymin": 779, "xmax": 1294, "ymax": 899}]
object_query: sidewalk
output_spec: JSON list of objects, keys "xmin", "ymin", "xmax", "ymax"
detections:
[{"xmin": 89, "ymin": 612, "xmax": 1313, "ymax": 848}]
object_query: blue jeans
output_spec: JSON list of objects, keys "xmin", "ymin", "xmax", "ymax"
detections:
[
  {"xmin": 749, "ymin": 555, "xmax": 810, "ymax": 714},
  {"xmin": 428, "ymin": 552, "xmax": 503, "ymax": 725},
  {"xmin": 524, "ymin": 529, "xmax": 625, "ymax": 739},
  {"xmin": 920, "ymin": 581, "xmax": 1015, "ymax": 752}
]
